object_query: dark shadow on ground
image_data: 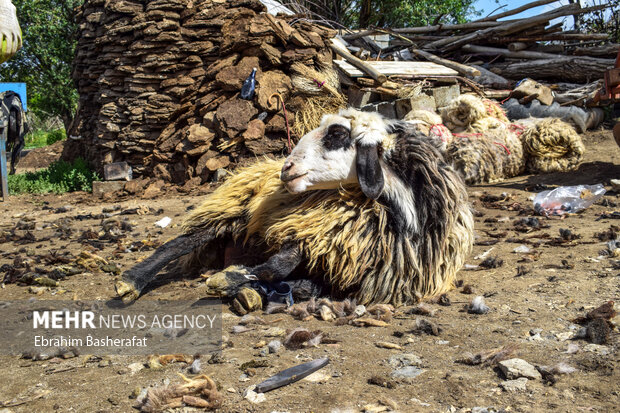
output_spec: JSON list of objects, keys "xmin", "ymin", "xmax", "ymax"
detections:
[{"xmin": 474, "ymin": 161, "xmax": 620, "ymax": 192}]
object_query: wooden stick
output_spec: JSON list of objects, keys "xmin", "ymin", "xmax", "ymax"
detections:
[
  {"xmin": 410, "ymin": 48, "xmax": 481, "ymax": 77},
  {"xmin": 330, "ymin": 38, "xmax": 387, "ymax": 84},
  {"xmin": 507, "ymin": 42, "xmax": 528, "ymax": 52},
  {"xmin": 574, "ymin": 44, "xmax": 620, "ymax": 57},
  {"xmin": 492, "ymin": 57, "xmax": 614, "ymax": 82},
  {"xmin": 425, "ymin": 3, "xmax": 610, "ymax": 52},
  {"xmin": 424, "ymin": 4, "xmax": 580, "ymax": 51},
  {"xmin": 342, "ymin": 21, "xmax": 501, "ymax": 40},
  {"xmin": 474, "ymin": 0, "xmax": 559, "ymax": 22},
  {"xmin": 492, "ymin": 33, "xmax": 609, "ymax": 43},
  {"xmin": 463, "ymin": 44, "xmax": 613, "ymax": 62}
]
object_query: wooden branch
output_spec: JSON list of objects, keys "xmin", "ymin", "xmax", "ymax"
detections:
[
  {"xmin": 507, "ymin": 42, "xmax": 528, "ymax": 52},
  {"xmin": 330, "ymin": 38, "xmax": 387, "ymax": 84},
  {"xmin": 470, "ymin": 64, "xmax": 513, "ymax": 89},
  {"xmin": 391, "ymin": 21, "xmax": 500, "ymax": 33},
  {"xmin": 474, "ymin": 0, "xmax": 559, "ymax": 22},
  {"xmin": 424, "ymin": 4, "xmax": 581, "ymax": 51},
  {"xmin": 463, "ymin": 44, "xmax": 614, "ymax": 63},
  {"xmin": 492, "ymin": 57, "xmax": 614, "ymax": 82},
  {"xmin": 425, "ymin": 3, "xmax": 610, "ymax": 52},
  {"xmin": 342, "ymin": 21, "xmax": 501, "ymax": 40},
  {"xmin": 491, "ymin": 33, "xmax": 609, "ymax": 43},
  {"xmin": 574, "ymin": 44, "xmax": 620, "ymax": 57},
  {"xmin": 410, "ymin": 48, "xmax": 481, "ymax": 77}
]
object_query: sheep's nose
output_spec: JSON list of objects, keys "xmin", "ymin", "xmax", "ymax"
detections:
[
  {"xmin": 281, "ymin": 161, "xmax": 294, "ymax": 181},
  {"xmin": 282, "ymin": 161, "xmax": 294, "ymax": 173}
]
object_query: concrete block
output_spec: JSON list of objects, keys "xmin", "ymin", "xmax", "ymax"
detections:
[
  {"xmin": 429, "ymin": 84, "xmax": 460, "ymax": 108},
  {"xmin": 104, "ymin": 162, "xmax": 133, "ymax": 181},
  {"xmin": 92, "ymin": 181, "xmax": 125, "ymax": 198},
  {"xmin": 395, "ymin": 94, "xmax": 437, "ymax": 119},
  {"xmin": 376, "ymin": 102, "xmax": 396, "ymax": 119},
  {"xmin": 361, "ymin": 102, "xmax": 397, "ymax": 119},
  {"xmin": 347, "ymin": 87, "xmax": 380, "ymax": 108}
]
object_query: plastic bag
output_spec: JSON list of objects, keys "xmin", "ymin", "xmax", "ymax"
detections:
[{"xmin": 533, "ymin": 184, "xmax": 606, "ymax": 216}]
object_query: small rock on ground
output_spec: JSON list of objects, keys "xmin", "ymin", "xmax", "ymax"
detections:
[
  {"xmin": 498, "ymin": 358, "xmax": 542, "ymax": 380},
  {"xmin": 500, "ymin": 377, "xmax": 528, "ymax": 392}
]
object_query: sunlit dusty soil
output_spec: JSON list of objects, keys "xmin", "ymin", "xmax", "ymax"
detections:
[{"xmin": 0, "ymin": 130, "xmax": 617, "ymax": 413}]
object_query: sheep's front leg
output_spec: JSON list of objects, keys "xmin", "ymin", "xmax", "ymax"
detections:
[
  {"xmin": 115, "ymin": 230, "xmax": 215, "ymax": 303},
  {"xmin": 250, "ymin": 242, "xmax": 303, "ymax": 282}
]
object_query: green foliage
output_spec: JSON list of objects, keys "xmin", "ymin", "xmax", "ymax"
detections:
[
  {"xmin": 291, "ymin": 0, "xmax": 478, "ymax": 29},
  {"xmin": 24, "ymin": 130, "xmax": 48, "ymax": 149},
  {"xmin": 45, "ymin": 128, "xmax": 66, "ymax": 145},
  {"xmin": 579, "ymin": 0, "xmax": 620, "ymax": 43},
  {"xmin": 0, "ymin": 0, "xmax": 83, "ymax": 131},
  {"xmin": 24, "ymin": 128, "xmax": 66, "ymax": 148},
  {"xmin": 8, "ymin": 158, "xmax": 99, "ymax": 194}
]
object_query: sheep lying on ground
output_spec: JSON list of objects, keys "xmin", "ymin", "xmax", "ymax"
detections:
[{"xmin": 116, "ymin": 109, "xmax": 474, "ymax": 306}]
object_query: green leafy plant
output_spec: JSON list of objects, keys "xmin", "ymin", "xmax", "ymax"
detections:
[
  {"xmin": 46, "ymin": 129, "xmax": 66, "ymax": 145},
  {"xmin": 0, "ymin": 0, "xmax": 83, "ymax": 132},
  {"xmin": 8, "ymin": 158, "xmax": 99, "ymax": 194},
  {"xmin": 24, "ymin": 130, "xmax": 48, "ymax": 149},
  {"xmin": 24, "ymin": 128, "xmax": 66, "ymax": 148}
]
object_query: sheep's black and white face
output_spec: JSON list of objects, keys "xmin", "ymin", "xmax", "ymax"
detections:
[
  {"xmin": 281, "ymin": 114, "xmax": 357, "ymax": 193},
  {"xmin": 281, "ymin": 109, "xmax": 389, "ymax": 199}
]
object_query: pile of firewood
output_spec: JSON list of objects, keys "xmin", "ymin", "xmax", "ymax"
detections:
[
  {"xmin": 70, "ymin": 0, "xmax": 336, "ymax": 184},
  {"xmin": 342, "ymin": 0, "xmax": 616, "ymax": 84}
]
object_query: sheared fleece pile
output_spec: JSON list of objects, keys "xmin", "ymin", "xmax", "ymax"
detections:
[{"xmin": 406, "ymin": 94, "xmax": 585, "ymax": 184}]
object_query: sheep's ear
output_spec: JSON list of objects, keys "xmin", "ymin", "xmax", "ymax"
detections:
[{"xmin": 356, "ymin": 142, "xmax": 384, "ymax": 199}]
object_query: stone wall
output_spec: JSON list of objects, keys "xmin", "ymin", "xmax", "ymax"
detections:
[{"xmin": 69, "ymin": 0, "xmax": 335, "ymax": 183}]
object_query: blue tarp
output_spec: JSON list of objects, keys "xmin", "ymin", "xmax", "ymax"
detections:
[{"xmin": 0, "ymin": 82, "xmax": 27, "ymax": 111}]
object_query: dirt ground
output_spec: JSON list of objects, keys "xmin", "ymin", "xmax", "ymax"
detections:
[{"xmin": 0, "ymin": 130, "xmax": 618, "ymax": 413}]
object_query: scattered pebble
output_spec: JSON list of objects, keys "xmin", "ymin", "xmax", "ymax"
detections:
[
  {"xmin": 583, "ymin": 343, "xmax": 611, "ymax": 356},
  {"xmin": 126, "ymin": 362, "xmax": 144, "ymax": 375},
  {"xmin": 498, "ymin": 358, "xmax": 542, "ymax": 380},
  {"xmin": 189, "ymin": 358, "xmax": 201, "ymax": 374},
  {"xmin": 267, "ymin": 340, "xmax": 281, "ymax": 354},
  {"xmin": 354, "ymin": 305, "xmax": 366, "ymax": 317},
  {"xmin": 388, "ymin": 353, "xmax": 422, "ymax": 369},
  {"xmin": 500, "ymin": 377, "xmax": 528, "ymax": 392},
  {"xmin": 564, "ymin": 343, "xmax": 580, "ymax": 354},
  {"xmin": 390, "ymin": 366, "xmax": 424, "ymax": 380},
  {"xmin": 555, "ymin": 332, "xmax": 574, "ymax": 341},
  {"xmin": 302, "ymin": 370, "xmax": 331, "ymax": 383},
  {"xmin": 368, "ymin": 375, "xmax": 397, "ymax": 389},
  {"xmin": 243, "ymin": 385, "xmax": 266, "ymax": 404}
]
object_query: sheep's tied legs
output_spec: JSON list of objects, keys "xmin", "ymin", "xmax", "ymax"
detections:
[{"xmin": 115, "ymin": 229, "xmax": 216, "ymax": 303}]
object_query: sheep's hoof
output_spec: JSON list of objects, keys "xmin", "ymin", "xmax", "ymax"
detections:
[{"xmin": 115, "ymin": 280, "xmax": 140, "ymax": 303}]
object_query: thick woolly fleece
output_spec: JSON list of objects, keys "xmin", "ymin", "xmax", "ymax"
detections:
[{"xmin": 182, "ymin": 155, "xmax": 473, "ymax": 306}]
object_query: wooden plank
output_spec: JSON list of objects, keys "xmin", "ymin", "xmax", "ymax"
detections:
[
  {"xmin": 334, "ymin": 60, "xmax": 458, "ymax": 78},
  {"xmin": 410, "ymin": 49, "xmax": 480, "ymax": 77},
  {"xmin": 0, "ymin": 121, "xmax": 8, "ymax": 201},
  {"xmin": 330, "ymin": 39, "xmax": 387, "ymax": 84}
]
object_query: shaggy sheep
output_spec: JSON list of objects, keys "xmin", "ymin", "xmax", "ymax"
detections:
[{"xmin": 116, "ymin": 108, "xmax": 474, "ymax": 306}]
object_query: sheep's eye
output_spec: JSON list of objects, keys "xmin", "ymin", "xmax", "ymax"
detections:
[{"xmin": 322, "ymin": 124, "xmax": 352, "ymax": 151}]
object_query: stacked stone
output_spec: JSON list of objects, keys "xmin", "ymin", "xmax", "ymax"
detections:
[{"xmin": 70, "ymin": 0, "xmax": 336, "ymax": 183}]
